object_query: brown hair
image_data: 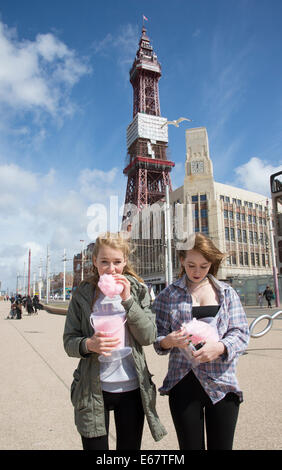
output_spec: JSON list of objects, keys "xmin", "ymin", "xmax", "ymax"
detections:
[
  {"xmin": 85, "ymin": 232, "xmax": 143, "ymax": 302},
  {"xmin": 178, "ymin": 232, "xmax": 226, "ymax": 278}
]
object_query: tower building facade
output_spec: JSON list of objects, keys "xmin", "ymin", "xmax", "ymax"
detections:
[{"xmin": 123, "ymin": 27, "xmax": 174, "ymax": 222}]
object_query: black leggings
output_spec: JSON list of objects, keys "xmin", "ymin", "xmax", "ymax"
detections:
[
  {"xmin": 81, "ymin": 388, "xmax": 144, "ymax": 450},
  {"xmin": 169, "ymin": 372, "xmax": 240, "ymax": 450}
]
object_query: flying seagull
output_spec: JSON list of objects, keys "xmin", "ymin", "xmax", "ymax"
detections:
[{"xmin": 161, "ymin": 117, "xmax": 192, "ymax": 128}]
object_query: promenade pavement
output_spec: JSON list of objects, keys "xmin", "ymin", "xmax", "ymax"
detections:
[{"xmin": 0, "ymin": 300, "xmax": 281, "ymax": 451}]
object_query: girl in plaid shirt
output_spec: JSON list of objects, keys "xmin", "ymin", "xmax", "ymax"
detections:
[{"xmin": 153, "ymin": 233, "xmax": 249, "ymax": 450}]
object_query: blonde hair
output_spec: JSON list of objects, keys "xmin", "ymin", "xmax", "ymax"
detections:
[
  {"xmin": 85, "ymin": 232, "xmax": 143, "ymax": 301},
  {"xmin": 178, "ymin": 232, "xmax": 226, "ymax": 278}
]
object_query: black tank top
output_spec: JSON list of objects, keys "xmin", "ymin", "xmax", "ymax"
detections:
[{"xmin": 192, "ymin": 305, "xmax": 220, "ymax": 320}]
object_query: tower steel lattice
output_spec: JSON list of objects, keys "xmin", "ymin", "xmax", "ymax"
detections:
[{"xmin": 123, "ymin": 26, "xmax": 174, "ymax": 223}]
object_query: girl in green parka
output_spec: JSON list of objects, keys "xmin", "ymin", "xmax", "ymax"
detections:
[{"xmin": 63, "ymin": 232, "xmax": 166, "ymax": 450}]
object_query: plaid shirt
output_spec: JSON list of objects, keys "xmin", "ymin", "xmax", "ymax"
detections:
[{"xmin": 153, "ymin": 274, "xmax": 249, "ymax": 403}]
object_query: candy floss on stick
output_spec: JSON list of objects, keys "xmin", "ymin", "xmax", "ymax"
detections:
[
  {"xmin": 180, "ymin": 318, "xmax": 219, "ymax": 366},
  {"xmin": 182, "ymin": 318, "xmax": 219, "ymax": 345},
  {"xmin": 98, "ymin": 274, "xmax": 123, "ymax": 298}
]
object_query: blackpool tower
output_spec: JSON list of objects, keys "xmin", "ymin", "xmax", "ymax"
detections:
[{"xmin": 122, "ymin": 26, "xmax": 174, "ymax": 223}]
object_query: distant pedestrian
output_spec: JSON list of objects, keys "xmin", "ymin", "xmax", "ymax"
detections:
[
  {"xmin": 263, "ymin": 286, "xmax": 273, "ymax": 308},
  {"xmin": 15, "ymin": 299, "xmax": 22, "ymax": 319},
  {"xmin": 26, "ymin": 295, "xmax": 34, "ymax": 315},
  {"xmin": 258, "ymin": 292, "xmax": 263, "ymax": 308},
  {"xmin": 32, "ymin": 295, "xmax": 39, "ymax": 314},
  {"xmin": 6, "ymin": 302, "xmax": 16, "ymax": 319}
]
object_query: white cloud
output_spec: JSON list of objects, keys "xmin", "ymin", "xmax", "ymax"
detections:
[
  {"xmin": 92, "ymin": 24, "xmax": 138, "ymax": 57},
  {"xmin": 0, "ymin": 163, "xmax": 39, "ymax": 193},
  {"xmin": 233, "ymin": 157, "xmax": 282, "ymax": 196},
  {"xmin": 91, "ymin": 23, "xmax": 138, "ymax": 77},
  {"xmin": 0, "ymin": 162, "xmax": 126, "ymax": 291},
  {"xmin": 79, "ymin": 167, "xmax": 125, "ymax": 203},
  {"xmin": 0, "ymin": 21, "xmax": 91, "ymax": 117}
]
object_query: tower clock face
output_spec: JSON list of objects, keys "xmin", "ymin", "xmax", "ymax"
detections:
[{"xmin": 191, "ymin": 160, "xmax": 204, "ymax": 174}]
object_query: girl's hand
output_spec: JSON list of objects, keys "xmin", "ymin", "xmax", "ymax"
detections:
[
  {"xmin": 192, "ymin": 341, "xmax": 226, "ymax": 363},
  {"xmin": 112, "ymin": 274, "xmax": 131, "ymax": 301},
  {"xmin": 160, "ymin": 328, "xmax": 189, "ymax": 350},
  {"xmin": 86, "ymin": 332, "xmax": 120, "ymax": 356}
]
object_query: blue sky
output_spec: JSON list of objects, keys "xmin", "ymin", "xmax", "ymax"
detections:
[{"xmin": 0, "ymin": 0, "xmax": 282, "ymax": 291}]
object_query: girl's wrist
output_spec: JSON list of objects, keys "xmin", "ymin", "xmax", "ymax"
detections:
[
  {"xmin": 160, "ymin": 336, "xmax": 171, "ymax": 349},
  {"xmin": 121, "ymin": 295, "xmax": 133, "ymax": 309},
  {"xmin": 218, "ymin": 341, "xmax": 226, "ymax": 355}
]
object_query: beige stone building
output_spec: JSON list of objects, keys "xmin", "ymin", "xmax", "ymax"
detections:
[
  {"xmin": 171, "ymin": 127, "xmax": 272, "ymax": 280},
  {"xmin": 130, "ymin": 126, "xmax": 272, "ymax": 291}
]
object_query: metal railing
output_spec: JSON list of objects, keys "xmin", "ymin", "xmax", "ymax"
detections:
[{"xmin": 249, "ymin": 310, "xmax": 282, "ymax": 338}]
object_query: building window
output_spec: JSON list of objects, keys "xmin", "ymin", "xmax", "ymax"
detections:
[
  {"xmin": 220, "ymin": 195, "xmax": 224, "ymax": 201},
  {"xmin": 192, "ymin": 195, "xmax": 198, "ymax": 202},
  {"xmin": 243, "ymin": 230, "xmax": 247, "ymax": 243},
  {"xmin": 254, "ymin": 231, "xmax": 258, "ymax": 244},
  {"xmin": 253, "ymin": 215, "xmax": 257, "ymax": 224},
  {"xmin": 225, "ymin": 196, "xmax": 230, "ymax": 203},
  {"xmin": 251, "ymin": 252, "xmax": 255, "ymax": 266},
  {"xmin": 239, "ymin": 252, "xmax": 244, "ymax": 265},
  {"xmin": 248, "ymin": 214, "xmax": 252, "ymax": 223},
  {"xmin": 229, "ymin": 211, "xmax": 234, "ymax": 219},
  {"xmin": 231, "ymin": 252, "xmax": 237, "ymax": 264},
  {"xmin": 236, "ymin": 213, "xmax": 240, "ymax": 221},
  {"xmin": 256, "ymin": 253, "xmax": 260, "ymax": 266},
  {"xmin": 237, "ymin": 229, "xmax": 242, "ymax": 242},
  {"xmin": 249, "ymin": 231, "xmax": 253, "ymax": 244},
  {"xmin": 244, "ymin": 252, "xmax": 249, "ymax": 265},
  {"xmin": 237, "ymin": 199, "xmax": 242, "ymax": 206},
  {"xmin": 225, "ymin": 227, "xmax": 230, "ymax": 240},
  {"xmin": 262, "ymin": 254, "xmax": 266, "ymax": 266},
  {"xmin": 202, "ymin": 226, "xmax": 208, "ymax": 234},
  {"xmin": 241, "ymin": 213, "xmax": 245, "ymax": 222},
  {"xmin": 201, "ymin": 209, "xmax": 207, "ymax": 218},
  {"xmin": 230, "ymin": 227, "xmax": 235, "ymax": 241},
  {"xmin": 200, "ymin": 194, "xmax": 207, "ymax": 201},
  {"xmin": 224, "ymin": 210, "xmax": 228, "ymax": 219}
]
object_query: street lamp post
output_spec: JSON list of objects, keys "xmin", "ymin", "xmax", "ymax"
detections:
[
  {"xmin": 63, "ymin": 249, "xmax": 66, "ymax": 301},
  {"xmin": 46, "ymin": 246, "xmax": 50, "ymax": 303},
  {"xmin": 80, "ymin": 240, "xmax": 85, "ymax": 282},
  {"xmin": 165, "ymin": 185, "xmax": 173, "ymax": 286}
]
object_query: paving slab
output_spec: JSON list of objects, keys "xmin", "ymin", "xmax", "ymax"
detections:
[{"xmin": 0, "ymin": 301, "xmax": 281, "ymax": 450}]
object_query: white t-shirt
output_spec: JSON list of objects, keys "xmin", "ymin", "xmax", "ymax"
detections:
[{"xmin": 92, "ymin": 293, "xmax": 139, "ymax": 393}]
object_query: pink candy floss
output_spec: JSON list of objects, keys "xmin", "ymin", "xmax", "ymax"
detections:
[
  {"xmin": 98, "ymin": 274, "xmax": 123, "ymax": 298},
  {"xmin": 182, "ymin": 318, "xmax": 219, "ymax": 345}
]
